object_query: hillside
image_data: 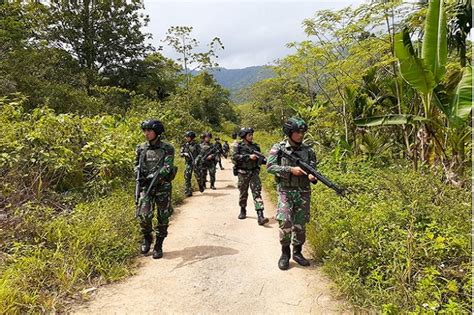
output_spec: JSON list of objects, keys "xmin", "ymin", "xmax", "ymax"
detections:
[{"xmin": 192, "ymin": 66, "xmax": 275, "ymax": 100}]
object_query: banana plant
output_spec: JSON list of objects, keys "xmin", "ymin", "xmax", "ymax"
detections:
[{"xmin": 355, "ymin": 0, "xmax": 471, "ymax": 132}]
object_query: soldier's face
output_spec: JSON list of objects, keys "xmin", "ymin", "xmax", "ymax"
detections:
[
  {"xmin": 185, "ymin": 136, "xmax": 192, "ymax": 142},
  {"xmin": 143, "ymin": 129, "xmax": 157, "ymax": 141},
  {"xmin": 245, "ymin": 133, "xmax": 254, "ymax": 142},
  {"xmin": 204, "ymin": 136, "xmax": 211, "ymax": 142},
  {"xmin": 290, "ymin": 130, "xmax": 305, "ymax": 143}
]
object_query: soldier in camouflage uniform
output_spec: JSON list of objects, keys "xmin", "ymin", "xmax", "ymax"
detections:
[
  {"xmin": 197, "ymin": 132, "xmax": 217, "ymax": 190},
  {"xmin": 222, "ymin": 141, "xmax": 230, "ymax": 158},
  {"xmin": 232, "ymin": 127, "xmax": 269, "ymax": 225},
  {"xmin": 179, "ymin": 131, "xmax": 202, "ymax": 196},
  {"xmin": 135, "ymin": 119, "xmax": 176, "ymax": 259},
  {"xmin": 214, "ymin": 137, "xmax": 225, "ymax": 170},
  {"xmin": 266, "ymin": 117, "xmax": 317, "ymax": 270}
]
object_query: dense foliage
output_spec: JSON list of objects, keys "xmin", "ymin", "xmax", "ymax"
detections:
[{"xmin": 0, "ymin": 0, "xmax": 471, "ymax": 313}]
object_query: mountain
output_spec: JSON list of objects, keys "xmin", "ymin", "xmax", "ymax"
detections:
[{"xmin": 192, "ymin": 66, "xmax": 275, "ymax": 101}]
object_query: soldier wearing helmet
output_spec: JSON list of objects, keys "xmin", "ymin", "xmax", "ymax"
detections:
[
  {"xmin": 180, "ymin": 131, "xmax": 202, "ymax": 196},
  {"xmin": 232, "ymin": 127, "xmax": 269, "ymax": 226},
  {"xmin": 135, "ymin": 119, "xmax": 176, "ymax": 259},
  {"xmin": 266, "ymin": 117, "xmax": 317, "ymax": 270},
  {"xmin": 196, "ymin": 132, "xmax": 217, "ymax": 190}
]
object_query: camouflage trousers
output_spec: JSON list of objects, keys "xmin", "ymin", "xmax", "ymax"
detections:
[
  {"xmin": 184, "ymin": 162, "xmax": 200, "ymax": 195},
  {"xmin": 136, "ymin": 189, "xmax": 173, "ymax": 238},
  {"xmin": 199, "ymin": 161, "xmax": 216, "ymax": 188},
  {"xmin": 275, "ymin": 190, "xmax": 311, "ymax": 246},
  {"xmin": 237, "ymin": 170, "xmax": 264, "ymax": 211}
]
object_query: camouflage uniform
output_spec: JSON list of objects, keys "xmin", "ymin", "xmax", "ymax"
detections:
[
  {"xmin": 180, "ymin": 140, "xmax": 201, "ymax": 195},
  {"xmin": 232, "ymin": 141, "xmax": 264, "ymax": 211},
  {"xmin": 266, "ymin": 140, "xmax": 316, "ymax": 246},
  {"xmin": 214, "ymin": 139, "xmax": 224, "ymax": 170},
  {"xmin": 136, "ymin": 140, "xmax": 175, "ymax": 241},
  {"xmin": 197, "ymin": 141, "xmax": 217, "ymax": 189}
]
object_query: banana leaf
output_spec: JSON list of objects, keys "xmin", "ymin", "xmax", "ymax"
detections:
[{"xmin": 354, "ymin": 114, "xmax": 426, "ymax": 127}]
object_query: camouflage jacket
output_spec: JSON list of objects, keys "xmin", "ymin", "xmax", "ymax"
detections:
[
  {"xmin": 180, "ymin": 140, "xmax": 200, "ymax": 165},
  {"xmin": 232, "ymin": 141, "xmax": 262, "ymax": 171},
  {"xmin": 197, "ymin": 141, "xmax": 217, "ymax": 166},
  {"xmin": 266, "ymin": 140, "xmax": 317, "ymax": 192},
  {"xmin": 135, "ymin": 140, "xmax": 175, "ymax": 192}
]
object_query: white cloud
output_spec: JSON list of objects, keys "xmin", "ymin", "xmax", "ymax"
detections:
[{"xmin": 143, "ymin": 0, "xmax": 366, "ymax": 69}]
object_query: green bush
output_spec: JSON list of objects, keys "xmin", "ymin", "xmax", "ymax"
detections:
[
  {"xmin": 0, "ymin": 191, "xmax": 138, "ymax": 313},
  {"xmin": 258, "ymin": 133, "xmax": 471, "ymax": 313}
]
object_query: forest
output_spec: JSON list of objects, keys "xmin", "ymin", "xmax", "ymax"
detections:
[{"xmin": 0, "ymin": 0, "xmax": 471, "ymax": 313}]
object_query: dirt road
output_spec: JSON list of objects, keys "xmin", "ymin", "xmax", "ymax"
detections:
[{"xmin": 73, "ymin": 159, "xmax": 347, "ymax": 314}]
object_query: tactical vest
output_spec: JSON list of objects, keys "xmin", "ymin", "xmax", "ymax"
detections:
[
  {"xmin": 235, "ymin": 142, "xmax": 259, "ymax": 170},
  {"xmin": 138, "ymin": 141, "xmax": 176, "ymax": 182},
  {"xmin": 182, "ymin": 141, "xmax": 199, "ymax": 163},
  {"xmin": 199, "ymin": 142, "xmax": 215, "ymax": 165},
  {"xmin": 277, "ymin": 141, "xmax": 312, "ymax": 189}
]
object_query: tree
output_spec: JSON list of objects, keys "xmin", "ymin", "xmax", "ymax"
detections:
[
  {"xmin": 46, "ymin": 0, "xmax": 152, "ymax": 90},
  {"xmin": 103, "ymin": 52, "xmax": 182, "ymax": 100},
  {"xmin": 162, "ymin": 26, "xmax": 224, "ymax": 88}
]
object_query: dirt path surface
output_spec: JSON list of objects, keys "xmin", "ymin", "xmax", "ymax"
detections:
[{"xmin": 73, "ymin": 159, "xmax": 347, "ymax": 314}]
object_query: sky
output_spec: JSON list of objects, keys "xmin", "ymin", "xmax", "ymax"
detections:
[{"xmin": 143, "ymin": 0, "xmax": 366, "ymax": 69}]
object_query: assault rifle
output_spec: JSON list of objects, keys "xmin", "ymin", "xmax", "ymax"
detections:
[
  {"xmin": 195, "ymin": 144, "xmax": 219, "ymax": 167},
  {"xmin": 250, "ymin": 150, "xmax": 267, "ymax": 165},
  {"xmin": 279, "ymin": 149, "xmax": 354, "ymax": 205}
]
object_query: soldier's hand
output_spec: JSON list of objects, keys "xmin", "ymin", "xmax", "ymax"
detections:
[
  {"xmin": 308, "ymin": 174, "xmax": 317, "ymax": 182},
  {"xmin": 290, "ymin": 166, "xmax": 307, "ymax": 176},
  {"xmin": 206, "ymin": 155, "xmax": 214, "ymax": 160},
  {"xmin": 249, "ymin": 154, "xmax": 258, "ymax": 160}
]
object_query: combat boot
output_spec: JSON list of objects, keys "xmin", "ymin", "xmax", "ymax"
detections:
[
  {"xmin": 278, "ymin": 245, "xmax": 291, "ymax": 270},
  {"xmin": 256, "ymin": 210, "xmax": 269, "ymax": 225},
  {"xmin": 293, "ymin": 244, "xmax": 310, "ymax": 266},
  {"xmin": 210, "ymin": 182, "xmax": 216, "ymax": 190},
  {"xmin": 238, "ymin": 207, "xmax": 246, "ymax": 219},
  {"xmin": 140, "ymin": 234, "xmax": 152, "ymax": 255},
  {"xmin": 152, "ymin": 237, "xmax": 164, "ymax": 259}
]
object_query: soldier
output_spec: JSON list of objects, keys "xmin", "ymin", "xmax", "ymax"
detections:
[
  {"xmin": 135, "ymin": 119, "xmax": 176, "ymax": 259},
  {"xmin": 232, "ymin": 127, "xmax": 269, "ymax": 226},
  {"xmin": 266, "ymin": 117, "xmax": 317, "ymax": 270},
  {"xmin": 179, "ymin": 131, "xmax": 202, "ymax": 196},
  {"xmin": 214, "ymin": 137, "xmax": 225, "ymax": 170},
  {"xmin": 197, "ymin": 132, "xmax": 217, "ymax": 190},
  {"xmin": 222, "ymin": 140, "xmax": 230, "ymax": 158}
]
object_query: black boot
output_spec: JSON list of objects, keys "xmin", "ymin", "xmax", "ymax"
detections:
[
  {"xmin": 152, "ymin": 237, "xmax": 164, "ymax": 259},
  {"xmin": 293, "ymin": 244, "xmax": 310, "ymax": 266},
  {"xmin": 140, "ymin": 234, "xmax": 152, "ymax": 255},
  {"xmin": 278, "ymin": 245, "xmax": 291, "ymax": 270},
  {"xmin": 210, "ymin": 182, "xmax": 216, "ymax": 190},
  {"xmin": 238, "ymin": 207, "xmax": 246, "ymax": 219},
  {"xmin": 256, "ymin": 210, "xmax": 269, "ymax": 225}
]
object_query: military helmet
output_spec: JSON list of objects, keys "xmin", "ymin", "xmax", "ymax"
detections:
[
  {"xmin": 202, "ymin": 132, "xmax": 212, "ymax": 139},
  {"xmin": 184, "ymin": 131, "xmax": 196, "ymax": 139},
  {"xmin": 239, "ymin": 127, "xmax": 254, "ymax": 138},
  {"xmin": 140, "ymin": 119, "xmax": 165, "ymax": 135},
  {"xmin": 231, "ymin": 132, "xmax": 237, "ymax": 140},
  {"xmin": 283, "ymin": 117, "xmax": 308, "ymax": 136}
]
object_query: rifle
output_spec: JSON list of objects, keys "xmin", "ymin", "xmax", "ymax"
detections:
[
  {"xmin": 250, "ymin": 149, "xmax": 267, "ymax": 165},
  {"xmin": 279, "ymin": 149, "xmax": 354, "ymax": 205},
  {"xmin": 195, "ymin": 144, "xmax": 219, "ymax": 167}
]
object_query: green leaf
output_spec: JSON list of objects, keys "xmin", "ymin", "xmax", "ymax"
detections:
[
  {"xmin": 394, "ymin": 31, "xmax": 435, "ymax": 94},
  {"xmin": 450, "ymin": 66, "xmax": 473, "ymax": 122},
  {"xmin": 354, "ymin": 114, "xmax": 427, "ymax": 127},
  {"xmin": 422, "ymin": 0, "xmax": 447, "ymax": 82}
]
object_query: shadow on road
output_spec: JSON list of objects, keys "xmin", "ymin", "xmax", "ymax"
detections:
[{"xmin": 165, "ymin": 245, "xmax": 239, "ymax": 270}]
